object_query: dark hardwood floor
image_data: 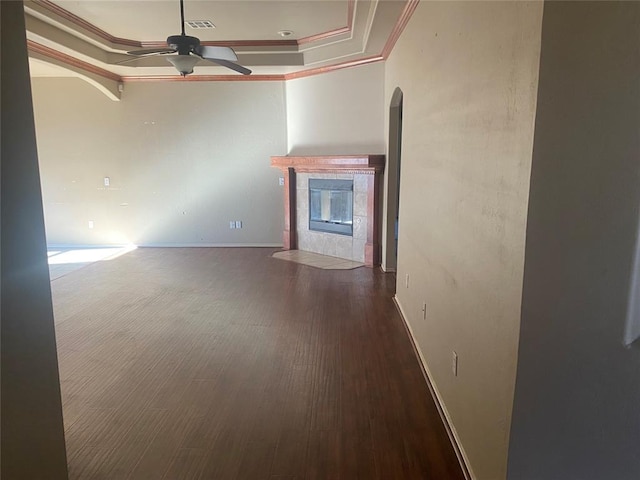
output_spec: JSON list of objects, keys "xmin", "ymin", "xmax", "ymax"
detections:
[{"xmin": 51, "ymin": 247, "xmax": 464, "ymax": 480}]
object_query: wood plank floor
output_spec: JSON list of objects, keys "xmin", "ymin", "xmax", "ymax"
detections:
[{"xmin": 51, "ymin": 247, "xmax": 464, "ymax": 480}]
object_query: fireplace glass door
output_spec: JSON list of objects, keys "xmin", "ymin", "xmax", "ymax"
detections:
[{"xmin": 309, "ymin": 179, "xmax": 353, "ymax": 236}]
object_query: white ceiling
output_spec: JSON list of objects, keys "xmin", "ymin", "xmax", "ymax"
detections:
[
  {"xmin": 24, "ymin": 0, "xmax": 408, "ymax": 82},
  {"xmin": 51, "ymin": 0, "xmax": 348, "ymax": 41}
]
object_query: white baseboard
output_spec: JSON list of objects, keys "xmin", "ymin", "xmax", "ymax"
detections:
[
  {"xmin": 380, "ymin": 264, "xmax": 397, "ymax": 273},
  {"xmin": 393, "ymin": 295, "xmax": 474, "ymax": 480},
  {"xmin": 47, "ymin": 244, "xmax": 131, "ymax": 249},
  {"xmin": 137, "ymin": 243, "xmax": 283, "ymax": 248},
  {"xmin": 48, "ymin": 243, "xmax": 284, "ymax": 249}
]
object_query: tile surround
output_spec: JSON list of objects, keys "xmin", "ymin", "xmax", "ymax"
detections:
[
  {"xmin": 295, "ymin": 172, "xmax": 373, "ymax": 262},
  {"xmin": 271, "ymin": 155, "xmax": 384, "ymax": 266}
]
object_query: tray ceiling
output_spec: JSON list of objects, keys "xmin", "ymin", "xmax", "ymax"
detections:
[{"xmin": 24, "ymin": 0, "xmax": 416, "ymax": 97}]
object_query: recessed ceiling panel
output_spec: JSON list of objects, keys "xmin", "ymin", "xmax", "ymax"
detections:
[{"xmin": 50, "ymin": 0, "xmax": 349, "ymax": 41}]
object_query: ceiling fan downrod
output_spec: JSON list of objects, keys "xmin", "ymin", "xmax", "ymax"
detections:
[{"xmin": 179, "ymin": 0, "xmax": 186, "ymax": 36}]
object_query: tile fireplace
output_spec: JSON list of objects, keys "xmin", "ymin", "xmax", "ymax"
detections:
[{"xmin": 270, "ymin": 155, "xmax": 385, "ymax": 266}]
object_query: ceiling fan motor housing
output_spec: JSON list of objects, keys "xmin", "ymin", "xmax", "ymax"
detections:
[{"xmin": 167, "ymin": 35, "xmax": 200, "ymax": 55}]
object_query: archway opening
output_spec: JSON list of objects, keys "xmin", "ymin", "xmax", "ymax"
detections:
[{"xmin": 384, "ymin": 87, "xmax": 403, "ymax": 287}]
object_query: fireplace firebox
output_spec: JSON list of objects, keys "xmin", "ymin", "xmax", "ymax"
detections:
[{"xmin": 309, "ymin": 179, "xmax": 353, "ymax": 236}]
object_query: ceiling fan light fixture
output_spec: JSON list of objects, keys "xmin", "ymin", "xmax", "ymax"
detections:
[{"xmin": 167, "ymin": 54, "xmax": 200, "ymax": 76}]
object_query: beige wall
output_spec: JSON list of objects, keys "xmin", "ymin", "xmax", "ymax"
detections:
[
  {"xmin": 508, "ymin": 2, "xmax": 640, "ymax": 478},
  {"xmin": 385, "ymin": 2, "xmax": 542, "ymax": 479},
  {"xmin": 285, "ymin": 62, "xmax": 385, "ymax": 155},
  {"xmin": 32, "ymin": 78, "xmax": 287, "ymax": 246}
]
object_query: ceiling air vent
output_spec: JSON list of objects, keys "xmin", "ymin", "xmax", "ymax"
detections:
[{"xmin": 185, "ymin": 20, "xmax": 215, "ymax": 29}]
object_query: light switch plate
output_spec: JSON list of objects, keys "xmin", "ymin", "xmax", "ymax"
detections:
[{"xmin": 452, "ymin": 351, "xmax": 458, "ymax": 376}]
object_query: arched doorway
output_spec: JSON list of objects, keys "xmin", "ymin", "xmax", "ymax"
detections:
[{"xmin": 384, "ymin": 87, "xmax": 403, "ymax": 284}]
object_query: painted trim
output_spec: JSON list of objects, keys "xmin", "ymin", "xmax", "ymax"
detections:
[
  {"xmin": 123, "ymin": 39, "xmax": 299, "ymax": 48},
  {"xmin": 123, "ymin": 54, "xmax": 385, "ymax": 83},
  {"xmin": 32, "ymin": 0, "xmax": 343, "ymax": 49},
  {"xmin": 28, "ymin": 0, "xmax": 419, "ymax": 83},
  {"xmin": 47, "ymin": 244, "xmax": 132, "ymax": 249},
  {"xmin": 381, "ymin": 0, "xmax": 419, "ymax": 59},
  {"xmin": 392, "ymin": 295, "xmax": 475, "ymax": 480},
  {"xmin": 31, "ymin": 0, "xmax": 140, "ymax": 47},
  {"xmin": 122, "ymin": 74, "xmax": 286, "ymax": 83},
  {"xmin": 271, "ymin": 154, "xmax": 385, "ymax": 171},
  {"xmin": 48, "ymin": 243, "xmax": 283, "ymax": 249},
  {"xmin": 297, "ymin": 0, "xmax": 355, "ymax": 45},
  {"xmin": 137, "ymin": 243, "xmax": 283, "ymax": 248},
  {"xmin": 283, "ymin": 55, "xmax": 383, "ymax": 80},
  {"xmin": 27, "ymin": 40, "xmax": 122, "ymax": 82},
  {"xmin": 297, "ymin": 26, "xmax": 351, "ymax": 46}
]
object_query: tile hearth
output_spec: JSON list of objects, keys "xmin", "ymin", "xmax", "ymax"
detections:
[{"xmin": 272, "ymin": 250, "xmax": 364, "ymax": 270}]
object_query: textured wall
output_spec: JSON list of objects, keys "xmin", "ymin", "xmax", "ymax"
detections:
[
  {"xmin": 508, "ymin": 2, "xmax": 640, "ymax": 479},
  {"xmin": 32, "ymin": 78, "xmax": 287, "ymax": 246},
  {"xmin": 385, "ymin": 2, "xmax": 543, "ymax": 478},
  {"xmin": 285, "ymin": 63, "xmax": 385, "ymax": 155}
]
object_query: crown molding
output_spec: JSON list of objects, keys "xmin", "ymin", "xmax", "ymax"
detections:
[
  {"xmin": 30, "ymin": 0, "xmax": 353, "ymax": 50},
  {"xmin": 28, "ymin": 0, "xmax": 420, "ymax": 84},
  {"xmin": 28, "ymin": 40, "xmax": 122, "ymax": 82},
  {"xmin": 382, "ymin": 0, "xmax": 419, "ymax": 59},
  {"xmin": 297, "ymin": 0, "xmax": 355, "ymax": 45},
  {"xmin": 122, "ymin": 74, "xmax": 286, "ymax": 83}
]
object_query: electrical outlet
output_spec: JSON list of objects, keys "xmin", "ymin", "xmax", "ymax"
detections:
[
  {"xmin": 88, "ymin": 220, "xmax": 94, "ymax": 229},
  {"xmin": 279, "ymin": 177, "xmax": 285, "ymax": 186},
  {"xmin": 104, "ymin": 177, "xmax": 110, "ymax": 187},
  {"xmin": 235, "ymin": 221, "xmax": 242, "ymax": 229},
  {"xmin": 452, "ymin": 351, "xmax": 458, "ymax": 377},
  {"xmin": 405, "ymin": 274, "xmax": 409, "ymax": 288},
  {"xmin": 229, "ymin": 221, "xmax": 235, "ymax": 229},
  {"xmin": 422, "ymin": 302, "xmax": 427, "ymax": 320}
]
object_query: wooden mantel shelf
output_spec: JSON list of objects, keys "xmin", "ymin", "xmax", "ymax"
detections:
[
  {"xmin": 270, "ymin": 154, "xmax": 385, "ymax": 266},
  {"xmin": 270, "ymin": 154, "xmax": 385, "ymax": 173}
]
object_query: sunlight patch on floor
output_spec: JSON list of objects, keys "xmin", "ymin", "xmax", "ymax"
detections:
[
  {"xmin": 47, "ymin": 246, "xmax": 136, "ymax": 265},
  {"xmin": 47, "ymin": 245, "xmax": 137, "ymax": 280}
]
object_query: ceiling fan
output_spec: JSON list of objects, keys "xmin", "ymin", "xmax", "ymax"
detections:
[{"xmin": 126, "ymin": 0, "xmax": 251, "ymax": 76}]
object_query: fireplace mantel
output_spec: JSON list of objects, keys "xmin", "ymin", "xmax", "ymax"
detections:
[
  {"xmin": 270, "ymin": 154, "xmax": 385, "ymax": 267},
  {"xmin": 271, "ymin": 155, "xmax": 385, "ymax": 174}
]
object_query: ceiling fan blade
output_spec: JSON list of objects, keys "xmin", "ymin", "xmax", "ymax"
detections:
[
  {"xmin": 195, "ymin": 45, "xmax": 238, "ymax": 62},
  {"xmin": 127, "ymin": 47, "xmax": 176, "ymax": 56},
  {"xmin": 116, "ymin": 50, "xmax": 176, "ymax": 65},
  {"xmin": 205, "ymin": 58, "xmax": 252, "ymax": 75}
]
